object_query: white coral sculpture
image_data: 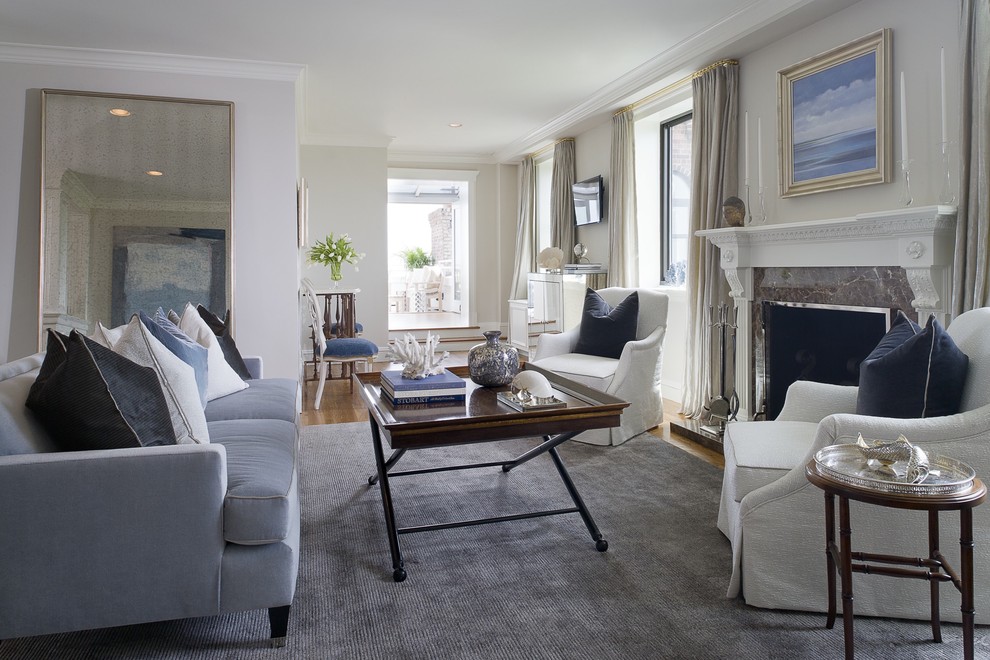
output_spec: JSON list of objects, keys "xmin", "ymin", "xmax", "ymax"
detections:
[
  {"xmin": 387, "ymin": 332, "xmax": 449, "ymax": 379},
  {"xmin": 538, "ymin": 246, "xmax": 565, "ymax": 271}
]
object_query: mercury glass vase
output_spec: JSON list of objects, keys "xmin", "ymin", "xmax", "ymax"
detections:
[{"xmin": 467, "ymin": 330, "xmax": 519, "ymax": 387}]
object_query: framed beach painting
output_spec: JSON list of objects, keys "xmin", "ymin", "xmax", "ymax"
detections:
[{"xmin": 777, "ymin": 29, "xmax": 891, "ymax": 197}]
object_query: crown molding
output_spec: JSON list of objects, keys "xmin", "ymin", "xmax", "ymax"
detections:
[
  {"xmin": 0, "ymin": 42, "xmax": 303, "ymax": 81},
  {"xmin": 493, "ymin": 0, "xmax": 823, "ymax": 163},
  {"xmin": 387, "ymin": 151, "xmax": 497, "ymax": 166}
]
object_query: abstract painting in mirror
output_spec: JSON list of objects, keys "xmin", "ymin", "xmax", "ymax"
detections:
[{"xmin": 40, "ymin": 90, "xmax": 233, "ymax": 345}]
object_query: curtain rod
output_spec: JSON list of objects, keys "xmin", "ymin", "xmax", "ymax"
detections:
[
  {"xmin": 614, "ymin": 58, "xmax": 739, "ymax": 116},
  {"xmin": 527, "ymin": 137, "xmax": 575, "ymax": 160}
]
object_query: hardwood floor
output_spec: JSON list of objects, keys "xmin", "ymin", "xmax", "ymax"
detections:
[{"xmin": 299, "ymin": 353, "xmax": 724, "ymax": 469}]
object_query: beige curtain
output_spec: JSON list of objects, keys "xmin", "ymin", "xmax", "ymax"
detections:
[
  {"xmin": 681, "ymin": 63, "xmax": 739, "ymax": 418},
  {"xmin": 951, "ymin": 0, "xmax": 990, "ymax": 315},
  {"xmin": 550, "ymin": 139, "xmax": 576, "ymax": 261},
  {"xmin": 510, "ymin": 157, "xmax": 538, "ymax": 300},
  {"xmin": 608, "ymin": 109, "xmax": 639, "ymax": 287}
]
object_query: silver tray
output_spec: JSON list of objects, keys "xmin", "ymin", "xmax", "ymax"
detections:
[
  {"xmin": 496, "ymin": 391, "xmax": 566, "ymax": 411},
  {"xmin": 813, "ymin": 443, "xmax": 975, "ymax": 495}
]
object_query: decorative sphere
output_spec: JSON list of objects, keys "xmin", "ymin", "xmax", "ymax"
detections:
[{"xmin": 510, "ymin": 371, "xmax": 554, "ymax": 399}]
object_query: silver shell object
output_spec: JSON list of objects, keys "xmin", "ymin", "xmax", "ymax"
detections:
[{"xmin": 855, "ymin": 434, "xmax": 930, "ymax": 484}]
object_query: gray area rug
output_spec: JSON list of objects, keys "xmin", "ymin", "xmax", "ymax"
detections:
[{"xmin": 2, "ymin": 423, "xmax": 985, "ymax": 659}]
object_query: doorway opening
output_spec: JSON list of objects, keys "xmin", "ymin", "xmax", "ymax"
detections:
[{"xmin": 387, "ymin": 176, "xmax": 470, "ymax": 331}]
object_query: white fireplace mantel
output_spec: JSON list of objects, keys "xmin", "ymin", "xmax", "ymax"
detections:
[{"xmin": 697, "ymin": 205, "xmax": 957, "ymax": 419}]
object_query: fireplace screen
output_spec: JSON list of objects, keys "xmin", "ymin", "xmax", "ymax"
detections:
[{"xmin": 761, "ymin": 302, "xmax": 891, "ymax": 420}]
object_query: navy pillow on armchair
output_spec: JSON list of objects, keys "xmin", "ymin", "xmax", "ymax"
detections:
[
  {"xmin": 573, "ymin": 289, "xmax": 639, "ymax": 359},
  {"xmin": 857, "ymin": 311, "xmax": 969, "ymax": 418}
]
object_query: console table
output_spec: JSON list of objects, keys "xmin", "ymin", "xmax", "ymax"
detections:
[{"xmin": 806, "ymin": 459, "xmax": 986, "ymax": 660}]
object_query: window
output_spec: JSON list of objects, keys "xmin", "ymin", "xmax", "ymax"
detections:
[
  {"xmin": 634, "ymin": 102, "xmax": 692, "ymax": 286},
  {"xmin": 662, "ymin": 114, "xmax": 692, "ymax": 285},
  {"xmin": 535, "ymin": 155, "xmax": 554, "ymax": 253}
]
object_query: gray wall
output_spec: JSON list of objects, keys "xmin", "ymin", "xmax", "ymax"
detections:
[{"xmin": 0, "ymin": 58, "xmax": 301, "ymax": 377}]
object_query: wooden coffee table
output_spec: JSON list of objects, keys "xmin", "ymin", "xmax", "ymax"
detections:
[{"xmin": 356, "ymin": 364, "xmax": 629, "ymax": 582}]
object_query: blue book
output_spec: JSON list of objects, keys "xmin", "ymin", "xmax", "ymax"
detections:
[{"xmin": 380, "ymin": 369, "xmax": 465, "ymax": 393}]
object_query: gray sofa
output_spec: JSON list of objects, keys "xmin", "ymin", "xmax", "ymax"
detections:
[{"xmin": 0, "ymin": 352, "xmax": 301, "ymax": 645}]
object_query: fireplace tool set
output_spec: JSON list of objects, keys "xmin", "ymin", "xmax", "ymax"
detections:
[{"xmin": 703, "ymin": 303, "xmax": 740, "ymax": 436}]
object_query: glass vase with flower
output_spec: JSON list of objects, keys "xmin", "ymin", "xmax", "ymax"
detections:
[{"xmin": 307, "ymin": 233, "xmax": 365, "ymax": 288}]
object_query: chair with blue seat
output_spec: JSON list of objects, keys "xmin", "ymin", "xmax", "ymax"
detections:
[{"xmin": 302, "ymin": 279, "xmax": 377, "ymax": 407}]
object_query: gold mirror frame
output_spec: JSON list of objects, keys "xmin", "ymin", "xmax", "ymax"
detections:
[{"xmin": 39, "ymin": 90, "xmax": 233, "ymax": 346}]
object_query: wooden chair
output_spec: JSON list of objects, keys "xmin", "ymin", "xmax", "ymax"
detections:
[{"xmin": 302, "ymin": 279, "xmax": 377, "ymax": 407}]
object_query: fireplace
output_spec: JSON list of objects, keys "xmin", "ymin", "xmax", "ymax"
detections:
[
  {"xmin": 698, "ymin": 205, "xmax": 956, "ymax": 422},
  {"xmin": 760, "ymin": 301, "xmax": 890, "ymax": 420}
]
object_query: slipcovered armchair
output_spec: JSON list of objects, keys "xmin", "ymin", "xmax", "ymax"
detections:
[
  {"xmin": 531, "ymin": 287, "xmax": 669, "ymax": 446},
  {"xmin": 717, "ymin": 307, "xmax": 990, "ymax": 623}
]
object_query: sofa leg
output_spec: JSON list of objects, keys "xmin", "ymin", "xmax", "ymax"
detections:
[{"xmin": 269, "ymin": 605, "xmax": 290, "ymax": 647}]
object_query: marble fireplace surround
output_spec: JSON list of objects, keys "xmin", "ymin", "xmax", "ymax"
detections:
[{"xmin": 698, "ymin": 205, "xmax": 956, "ymax": 420}]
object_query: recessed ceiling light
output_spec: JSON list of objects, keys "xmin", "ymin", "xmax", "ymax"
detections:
[
  {"xmin": 448, "ymin": 122, "xmax": 463, "ymax": 128},
  {"xmin": 109, "ymin": 108, "xmax": 131, "ymax": 117},
  {"xmin": 145, "ymin": 170, "xmax": 164, "ymax": 177}
]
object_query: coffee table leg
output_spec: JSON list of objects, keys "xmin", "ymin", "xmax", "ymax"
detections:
[
  {"xmin": 824, "ymin": 492, "xmax": 837, "ymax": 630},
  {"xmin": 548, "ymin": 447, "xmax": 608, "ymax": 552},
  {"xmin": 961, "ymin": 507, "xmax": 976, "ymax": 660},
  {"xmin": 367, "ymin": 415, "xmax": 406, "ymax": 582},
  {"xmin": 368, "ymin": 448, "xmax": 406, "ymax": 485},
  {"xmin": 839, "ymin": 496, "xmax": 854, "ymax": 659}
]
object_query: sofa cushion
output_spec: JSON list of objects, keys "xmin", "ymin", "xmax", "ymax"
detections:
[
  {"xmin": 179, "ymin": 303, "xmax": 248, "ymax": 401},
  {"xmin": 530, "ymin": 352, "xmax": 617, "ymax": 391},
  {"xmin": 205, "ymin": 378, "xmax": 300, "ymax": 424},
  {"xmin": 209, "ymin": 419, "xmax": 298, "ymax": 545},
  {"xmin": 0, "ymin": 354, "xmax": 56, "ymax": 455},
  {"xmin": 857, "ymin": 312, "xmax": 969, "ymax": 418},
  {"xmin": 108, "ymin": 316, "xmax": 210, "ymax": 445},
  {"xmin": 26, "ymin": 331, "xmax": 176, "ymax": 451},
  {"xmin": 196, "ymin": 305, "xmax": 253, "ymax": 381},
  {"xmin": 724, "ymin": 420, "xmax": 818, "ymax": 503},
  {"xmin": 574, "ymin": 289, "xmax": 639, "ymax": 359}
]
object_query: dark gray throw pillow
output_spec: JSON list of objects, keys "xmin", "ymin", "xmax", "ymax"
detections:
[
  {"xmin": 857, "ymin": 311, "xmax": 969, "ymax": 418},
  {"xmin": 573, "ymin": 289, "xmax": 639, "ymax": 359},
  {"xmin": 26, "ymin": 330, "xmax": 176, "ymax": 451},
  {"xmin": 196, "ymin": 305, "xmax": 253, "ymax": 380}
]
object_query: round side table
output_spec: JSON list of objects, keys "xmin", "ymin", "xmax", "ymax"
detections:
[{"xmin": 806, "ymin": 459, "xmax": 986, "ymax": 660}]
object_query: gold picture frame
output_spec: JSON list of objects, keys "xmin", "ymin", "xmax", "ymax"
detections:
[{"xmin": 777, "ymin": 29, "xmax": 891, "ymax": 197}]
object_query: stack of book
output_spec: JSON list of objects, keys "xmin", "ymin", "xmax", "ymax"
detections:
[{"xmin": 380, "ymin": 369, "xmax": 466, "ymax": 406}]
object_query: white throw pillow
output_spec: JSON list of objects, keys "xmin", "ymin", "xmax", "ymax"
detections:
[
  {"xmin": 178, "ymin": 302, "xmax": 248, "ymax": 401},
  {"xmin": 105, "ymin": 317, "xmax": 210, "ymax": 445},
  {"xmin": 89, "ymin": 322, "xmax": 126, "ymax": 348}
]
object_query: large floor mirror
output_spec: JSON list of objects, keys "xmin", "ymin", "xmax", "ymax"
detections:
[{"xmin": 40, "ymin": 90, "xmax": 233, "ymax": 347}]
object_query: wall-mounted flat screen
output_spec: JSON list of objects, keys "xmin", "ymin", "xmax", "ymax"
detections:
[{"xmin": 573, "ymin": 175, "xmax": 604, "ymax": 226}]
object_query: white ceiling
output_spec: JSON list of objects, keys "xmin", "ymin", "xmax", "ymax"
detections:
[{"xmin": 1, "ymin": 0, "xmax": 860, "ymax": 162}]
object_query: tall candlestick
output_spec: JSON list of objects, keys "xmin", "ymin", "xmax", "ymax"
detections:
[
  {"xmin": 900, "ymin": 71, "xmax": 909, "ymax": 167},
  {"xmin": 744, "ymin": 111, "xmax": 749, "ymax": 186},
  {"xmin": 941, "ymin": 47, "xmax": 948, "ymax": 144},
  {"xmin": 757, "ymin": 117, "xmax": 763, "ymax": 189}
]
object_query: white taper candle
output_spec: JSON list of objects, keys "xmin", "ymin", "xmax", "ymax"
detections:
[
  {"xmin": 900, "ymin": 71, "xmax": 909, "ymax": 167},
  {"xmin": 757, "ymin": 116, "xmax": 763, "ymax": 189},
  {"xmin": 941, "ymin": 47, "xmax": 948, "ymax": 144},
  {"xmin": 744, "ymin": 111, "xmax": 749, "ymax": 186}
]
